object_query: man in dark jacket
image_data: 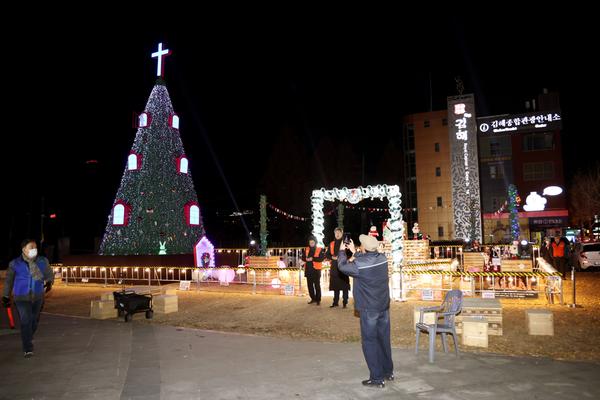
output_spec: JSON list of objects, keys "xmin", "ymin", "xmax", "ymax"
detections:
[
  {"xmin": 2, "ymin": 239, "xmax": 54, "ymax": 357},
  {"xmin": 338, "ymin": 234, "xmax": 393, "ymax": 389},
  {"xmin": 326, "ymin": 227, "xmax": 350, "ymax": 308},
  {"xmin": 301, "ymin": 235, "xmax": 325, "ymax": 305}
]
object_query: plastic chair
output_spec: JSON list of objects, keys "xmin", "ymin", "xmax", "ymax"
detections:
[{"xmin": 415, "ymin": 289, "xmax": 463, "ymax": 363}]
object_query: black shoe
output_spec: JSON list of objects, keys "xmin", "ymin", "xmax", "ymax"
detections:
[
  {"xmin": 330, "ymin": 304, "xmax": 339, "ymax": 308},
  {"xmin": 24, "ymin": 352, "xmax": 34, "ymax": 358},
  {"xmin": 362, "ymin": 379, "xmax": 384, "ymax": 388},
  {"xmin": 316, "ymin": 301, "xmax": 320, "ymax": 306},
  {"xmin": 343, "ymin": 303, "xmax": 347, "ymax": 308},
  {"xmin": 308, "ymin": 300, "xmax": 316, "ymax": 304},
  {"xmin": 385, "ymin": 374, "xmax": 394, "ymax": 381}
]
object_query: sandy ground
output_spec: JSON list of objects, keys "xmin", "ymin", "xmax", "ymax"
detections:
[{"xmin": 5, "ymin": 272, "xmax": 600, "ymax": 362}]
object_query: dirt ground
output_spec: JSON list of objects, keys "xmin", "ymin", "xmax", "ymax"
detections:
[{"xmin": 6, "ymin": 272, "xmax": 600, "ymax": 362}]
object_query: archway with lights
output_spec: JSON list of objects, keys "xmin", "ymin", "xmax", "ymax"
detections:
[{"xmin": 310, "ymin": 185, "xmax": 406, "ymax": 298}]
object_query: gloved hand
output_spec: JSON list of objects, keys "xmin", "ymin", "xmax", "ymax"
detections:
[
  {"xmin": 1, "ymin": 296, "xmax": 10, "ymax": 308},
  {"xmin": 45, "ymin": 281, "xmax": 53, "ymax": 293}
]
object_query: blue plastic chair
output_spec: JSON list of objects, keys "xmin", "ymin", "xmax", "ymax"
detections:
[{"xmin": 415, "ymin": 289, "xmax": 463, "ymax": 363}]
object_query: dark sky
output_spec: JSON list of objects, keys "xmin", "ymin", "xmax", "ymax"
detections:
[{"xmin": 3, "ymin": 12, "xmax": 597, "ymax": 255}]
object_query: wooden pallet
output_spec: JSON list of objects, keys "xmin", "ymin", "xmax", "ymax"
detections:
[{"xmin": 456, "ymin": 298, "xmax": 503, "ymax": 336}]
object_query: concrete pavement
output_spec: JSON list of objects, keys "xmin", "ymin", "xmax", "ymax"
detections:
[{"xmin": 0, "ymin": 313, "xmax": 598, "ymax": 399}]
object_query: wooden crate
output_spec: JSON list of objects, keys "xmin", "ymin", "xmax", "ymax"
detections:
[
  {"xmin": 463, "ymin": 252, "xmax": 486, "ymax": 270},
  {"xmin": 154, "ymin": 295, "xmax": 178, "ymax": 314},
  {"xmin": 413, "ymin": 308, "xmax": 436, "ymax": 331},
  {"xmin": 501, "ymin": 259, "xmax": 533, "ymax": 272},
  {"xmin": 461, "ymin": 317, "xmax": 488, "ymax": 348},
  {"xmin": 526, "ymin": 309, "xmax": 554, "ymax": 336},
  {"xmin": 90, "ymin": 300, "xmax": 117, "ymax": 319},
  {"xmin": 403, "ymin": 240, "xmax": 430, "ymax": 261},
  {"xmin": 456, "ymin": 298, "xmax": 503, "ymax": 336},
  {"xmin": 100, "ymin": 292, "xmax": 114, "ymax": 301}
]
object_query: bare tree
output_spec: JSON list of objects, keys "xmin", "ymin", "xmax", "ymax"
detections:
[{"xmin": 569, "ymin": 162, "xmax": 600, "ymax": 228}]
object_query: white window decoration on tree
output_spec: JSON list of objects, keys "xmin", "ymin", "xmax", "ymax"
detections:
[
  {"xmin": 170, "ymin": 114, "xmax": 180, "ymax": 129},
  {"xmin": 190, "ymin": 205, "xmax": 200, "ymax": 225},
  {"xmin": 139, "ymin": 112, "xmax": 151, "ymax": 128},
  {"xmin": 179, "ymin": 157, "xmax": 188, "ymax": 174},
  {"xmin": 128, "ymin": 154, "xmax": 138, "ymax": 170},
  {"xmin": 113, "ymin": 204, "xmax": 125, "ymax": 225}
]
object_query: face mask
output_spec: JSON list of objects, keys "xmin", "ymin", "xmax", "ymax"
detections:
[{"xmin": 27, "ymin": 249, "xmax": 38, "ymax": 259}]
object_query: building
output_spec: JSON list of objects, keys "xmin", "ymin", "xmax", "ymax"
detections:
[
  {"xmin": 478, "ymin": 90, "xmax": 568, "ymax": 244},
  {"xmin": 403, "ymin": 110, "xmax": 453, "ymax": 240}
]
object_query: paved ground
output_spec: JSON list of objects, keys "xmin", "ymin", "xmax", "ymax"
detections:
[{"xmin": 0, "ymin": 313, "xmax": 599, "ymax": 400}]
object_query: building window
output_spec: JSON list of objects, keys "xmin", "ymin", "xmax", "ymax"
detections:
[
  {"xmin": 434, "ymin": 142, "xmax": 440, "ymax": 152},
  {"xmin": 442, "ymin": 118, "xmax": 448, "ymax": 126},
  {"xmin": 523, "ymin": 132, "xmax": 554, "ymax": 151},
  {"xmin": 489, "ymin": 164, "xmax": 504, "ymax": 179},
  {"xmin": 438, "ymin": 226, "xmax": 444, "ymax": 237},
  {"xmin": 435, "ymin": 167, "xmax": 441, "ymax": 177},
  {"xmin": 490, "ymin": 142, "xmax": 500, "ymax": 156},
  {"xmin": 424, "ymin": 120, "xmax": 430, "ymax": 128},
  {"xmin": 437, "ymin": 196, "xmax": 443, "ymax": 207},
  {"xmin": 524, "ymin": 162, "xmax": 554, "ymax": 181}
]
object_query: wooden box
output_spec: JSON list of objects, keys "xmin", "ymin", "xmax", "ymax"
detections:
[
  {"xmin": 501, "ymin": 259, "xmax": 533, "ymax": 272},
  {"xmin": 461, "ymin": 317, "xmax": 488, "ymax": 348},
  {"xmin": 100, "ymin": 292, "xmax": 114, "ymax": 301},
  {"xmin": 154, "ymin": 294, "xmax": 178, "ymax": 314},
  {"xmin": 413, "ymin": 308, "xmax": 436, "ymax": 331},
  {"xmin": 463, "ymin": 252, "xmax": 486, "ymax": 270},
  {"xmin": 90, "ymin": 300, "xmax": 117, "ymax": 319},
  {"xmin": 456, "ymin": 298, "xmax": 503, "ymax": 336},
  {"xmin": 526, "ymin": 309, "xmax": 554, "ymax": 336},
  {"xmin": 403, "ymin": 240, "xmax": 430, "ymax": 261}
]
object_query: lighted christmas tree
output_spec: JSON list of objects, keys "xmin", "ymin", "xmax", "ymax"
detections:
[
  {"xmin": 507, "ymin": 184, "xmax": 520, "ymax": 242},
  {"xmin": 99, "ymin": 43, "xmax": 205, "ymax": 255}
]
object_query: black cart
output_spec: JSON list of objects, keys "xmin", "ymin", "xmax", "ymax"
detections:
[{"xmin": 113, "ymin": 290, "xmax": 154, "ymax": 322}]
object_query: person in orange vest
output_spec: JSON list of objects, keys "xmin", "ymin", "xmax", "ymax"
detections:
[
  {"xmin": 327, "ymin": 228, "xmax": 350, "ymax": 308},
  {"xmin": 302, "ymin": 235, "xmax": 325, "ymax": 305},
  {"xmin": 551, "ymin": 236, "xmax": 569, "ymax": 279}
]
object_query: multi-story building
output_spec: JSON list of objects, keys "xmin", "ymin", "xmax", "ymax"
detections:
[
  {"xmin": 478, "ymin": 90, "xmax": 567, "ymax": 244},
  {"xmin": 403, "ymin": 110, "xmax": 453, "ymax": 240}
]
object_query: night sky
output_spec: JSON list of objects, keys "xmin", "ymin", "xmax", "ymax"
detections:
[{"xmin": 3, "ymin": 13, "xmax": 597, "ymax": 259}]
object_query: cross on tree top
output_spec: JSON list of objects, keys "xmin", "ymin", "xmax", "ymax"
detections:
[{"xmin": 151, "ymin": 42, "xmax": 171, "ymax": 77}]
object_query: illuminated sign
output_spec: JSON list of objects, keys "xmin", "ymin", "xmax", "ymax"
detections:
[
  {"xmin": 448, "ymin": 94, "xmax": 482, "ymax": 241},
  {"xmin": 523, "ymin": 192, "xmax": 547, "ymax": 211},
  {"xmin": 478, "ymin": 111, "xmax": 561, "ymax": 134}
]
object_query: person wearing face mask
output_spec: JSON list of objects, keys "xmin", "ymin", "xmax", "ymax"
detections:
[{"xmin": 2, "ymin": 239, "xmax": 54, "ymax": 358}]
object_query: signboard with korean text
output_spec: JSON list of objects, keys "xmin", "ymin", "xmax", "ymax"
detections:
[
  {"xmin": 477, "ymin": 111, "xmax": 561, "ymax": 135},
  {"xmin": 448, "ymin": 94, "xmax": 482, "ymax": 241}
]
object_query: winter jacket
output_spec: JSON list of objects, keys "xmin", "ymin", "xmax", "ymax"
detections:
[
  {"xmin": 338, "ymin": 250, "xmax": 389, "ymax": 312},
  {"xmin": 3, "ymin": 255, "xmax": 54, "ymax": 302}
]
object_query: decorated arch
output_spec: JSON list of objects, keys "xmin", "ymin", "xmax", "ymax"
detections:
[{"xmin": 310, "ymin": 184, "xmax": 404, "ymax": 270}]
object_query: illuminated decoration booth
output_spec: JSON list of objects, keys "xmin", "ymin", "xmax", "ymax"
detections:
[
  {"xmin": 311, "ymin": 185, "xmax": 404, "ymax": 299},
  {"xmin": 194, "ymin": 236, "xmax": 215, "ymax": 268}
]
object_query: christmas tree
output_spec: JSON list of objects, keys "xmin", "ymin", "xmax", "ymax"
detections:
[{"xmin": 99, "ymin": 43, "xmax": 205, "ymax": 255}]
